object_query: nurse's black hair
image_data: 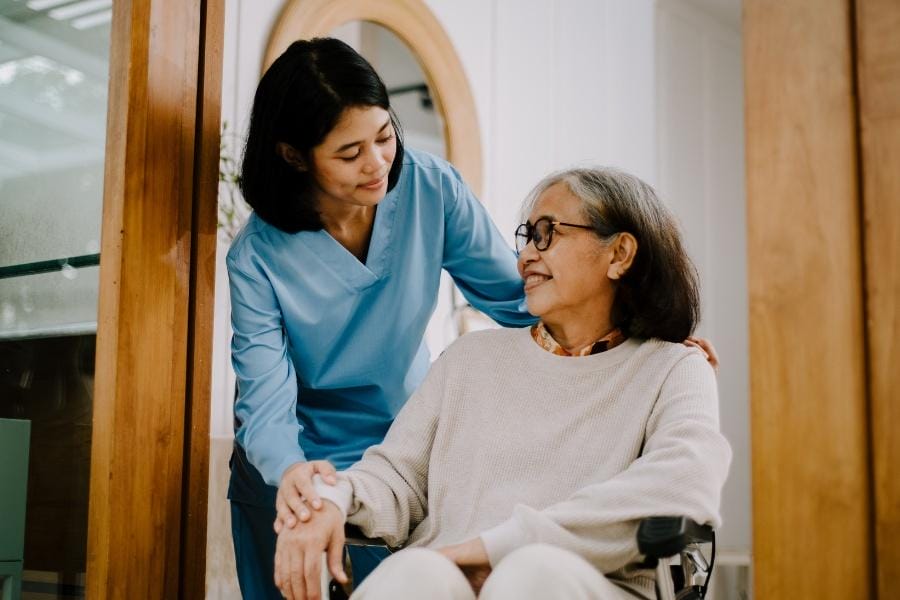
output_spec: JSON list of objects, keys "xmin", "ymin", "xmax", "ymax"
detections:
[{"xmin": 240, "ymin": 37, "xmax": 405, "ymax": 233}]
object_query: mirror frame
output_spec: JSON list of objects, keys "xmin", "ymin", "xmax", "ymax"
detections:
[{"xmin": 265, "ymin": 0, "xmax": 483, "ymax": 195}]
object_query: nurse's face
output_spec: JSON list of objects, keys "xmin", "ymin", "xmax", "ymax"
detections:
[{"xmin": 308, "ymin": 105, "xmax": 397, "ymax": 211}]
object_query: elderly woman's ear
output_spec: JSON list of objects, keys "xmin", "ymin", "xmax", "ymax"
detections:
[{"xmin": 606, "ymin": 232, "xmax": 638, "ymax": 281}]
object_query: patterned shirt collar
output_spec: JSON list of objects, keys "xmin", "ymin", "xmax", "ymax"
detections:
[{"xmin": 530, "ymin": 321, "xmax": 626, "ymax": 357}]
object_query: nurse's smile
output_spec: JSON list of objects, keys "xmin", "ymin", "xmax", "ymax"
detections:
[{"xmin": 359, "ymin": 174, "xmax": 387, "ymax": 190}]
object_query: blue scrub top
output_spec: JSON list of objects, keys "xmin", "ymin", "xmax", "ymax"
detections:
[{"xmin": 227, "ymin": 149, "xmax": 536, "ymax": 501}]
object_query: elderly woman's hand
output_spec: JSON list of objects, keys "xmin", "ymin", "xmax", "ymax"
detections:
[
  {"xmin": 274, "ymin": 501, "xmax": 347, "ymax": 600},
  {"xmin": 275, "ymin": 460, "xmax": 338, "ymax": 533},
  {"xmin": 438, "ymin": 537, "xmax": 491, "ymax": 594},
  {"xmin": 684, "ymin": 337, "xmax": 720, "ymax": 371}
]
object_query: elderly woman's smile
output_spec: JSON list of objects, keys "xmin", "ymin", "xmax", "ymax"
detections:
[{"xmin": 522, "ymin": 270, "xmax": 551, "ymax": 291}]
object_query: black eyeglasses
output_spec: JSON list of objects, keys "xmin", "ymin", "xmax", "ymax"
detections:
[{"xmin": 515, "ymin": 217, "xmax": 594, "ymax": 252}]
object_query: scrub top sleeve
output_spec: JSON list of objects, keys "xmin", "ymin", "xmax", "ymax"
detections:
[
  {"xmin": 441, "ymin": 170, "xmax": 535, "ymax": 327},
  {"xmin": 228, "ymin": 253, "xmax": 306, "ymax": 487}
]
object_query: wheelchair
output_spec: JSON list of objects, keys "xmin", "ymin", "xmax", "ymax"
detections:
[
  {"xmin": 637, "ymin": 517, "xmax": 715, "ymax": 600},
  {"xmin": 328, "ymin": 516, "xmax": 715, "ymax": 599}
]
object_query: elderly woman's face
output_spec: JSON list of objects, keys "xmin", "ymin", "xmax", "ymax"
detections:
[{"xmin": 517, "ymin": 183, "xmax": 615, "ymax": 320}]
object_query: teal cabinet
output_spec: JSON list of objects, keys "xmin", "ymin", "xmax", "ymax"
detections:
[{"xmin": 0, "ymin": 418, "xmax": 30, "ymax": 600}]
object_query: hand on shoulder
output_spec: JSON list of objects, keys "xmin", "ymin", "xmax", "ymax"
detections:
[{"xmin": 683, "ymin": 336, "xmax": 719, "ymax": 372}]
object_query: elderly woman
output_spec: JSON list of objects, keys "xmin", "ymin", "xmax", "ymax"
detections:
[{"xmin": 273, "ymin": 167, "xmax": 732, "ymax": 600}]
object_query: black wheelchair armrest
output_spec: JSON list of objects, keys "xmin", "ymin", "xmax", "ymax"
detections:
[
  {"xmin": 637, "ymin": 516, "xmax": 714, "ymax": 560},
  {"xmin": 344, "ymin": 523, "xmax": 391, "ymax": 549}
]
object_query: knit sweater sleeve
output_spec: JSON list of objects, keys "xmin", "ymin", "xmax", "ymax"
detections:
[
  {"xmin": 480, "ymin": 351, "xmax": 732, "ymax": 573},
  {"xmin": 315, "ymin": 354, "xmax": 448, "ymax": 548}
]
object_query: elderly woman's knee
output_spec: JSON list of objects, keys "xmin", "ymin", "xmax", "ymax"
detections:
[
  {"xmin": 482, "ymin": 544, "xmax": 626, "ymax": 600},
  {"xmin": 351, "ymin": 548, "xmax": 473, "ymax": 600},
  {"xmin": 376, "ymin": 548, "xmax": 457, "ymax": 578},
  {"xmin": 493, "ymin": 543, "xmax": 573, "ymax": 575}
]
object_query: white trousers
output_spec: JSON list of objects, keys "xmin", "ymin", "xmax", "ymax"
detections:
[{"xmin": 349, "ymin": 544, "xmax": 639, "ymax": 600}]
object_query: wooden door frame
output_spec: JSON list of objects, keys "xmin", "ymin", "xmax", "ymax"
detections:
[
  {"xmin": 86, "ymin": 1, "xmax": 223, "ymax": 597},
  {"xmin": 856, "ymin": 0, "xmax": 900, "ymax": 596}
]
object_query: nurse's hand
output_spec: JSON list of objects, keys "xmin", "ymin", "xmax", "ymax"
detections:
[
  {"xmin": 275, "ymin": 460, "xmax": 338, "ymax": 532},
  {"xmin": 274, "ymin": 501, "xmax": 347, "ymax": 600},
  {"xmin": 684, "ymin": 336, "xmax": 720, "ymax": 372}
]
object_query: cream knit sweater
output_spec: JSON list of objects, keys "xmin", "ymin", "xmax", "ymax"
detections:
[{"xmin": 316, "ymin": 327, "xmax": 731, "ymax": 598}]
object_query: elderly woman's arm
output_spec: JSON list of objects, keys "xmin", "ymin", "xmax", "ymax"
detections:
[
  {"xmin": 479, "ymin": 351, "xmax": 732, "ymax": 574},
  {"xmin": 313, "ymin": 356, "xmax": 449, "ymax": 548}
]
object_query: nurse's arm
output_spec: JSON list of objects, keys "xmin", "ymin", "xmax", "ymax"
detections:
[
  {"xmin": 440, "ymin": 165, "xmax": 536, "ymax": 327},
  {"xmin": 228, "ymin": 250, "xmax": 307, "ymax": 487}
]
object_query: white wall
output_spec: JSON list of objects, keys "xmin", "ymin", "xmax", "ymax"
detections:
[
  {"xmin": 441, "ymin": 0, "xmax": 659, "ymax": 234},
  {"xmin": 210, "ymin": 1, "xmax": 750, "ymax": 596},
  {"xmin": 656, "ymin": 0, "xmax": 749, "ymax": 559}
]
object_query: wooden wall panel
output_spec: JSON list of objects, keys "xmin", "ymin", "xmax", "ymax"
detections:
[
  {"xmin": 744, "ymin": 1, "xmax": 873, "ymax": 597},
  {"xmin": 856, "ymin": 1, "xmax": 900, "ymax": 596},
  {"xmin": 87, "ymin": 0, "xmax": 223, "ymax": 596},
  {"xmin": 180, "ymin": 0, "xmax": 225, "ymax": 596}
]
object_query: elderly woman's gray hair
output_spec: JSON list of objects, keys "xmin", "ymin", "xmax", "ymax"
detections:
[{"xmin": 520, "ymin": 167, "xmax": 701, "ymax": 342}]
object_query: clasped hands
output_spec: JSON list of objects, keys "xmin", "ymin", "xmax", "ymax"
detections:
[{"xmin": 273, "ymin": 460, "xmax": 492, "ymax": 599}]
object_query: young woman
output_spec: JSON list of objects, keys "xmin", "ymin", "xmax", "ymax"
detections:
[
  {"xmin": 228, "ymin": 38, "xmax": 536, "ymax": 597},
  {"xmin": 271, "ymin": 167, "xmax": 731, "ymax": 600}
]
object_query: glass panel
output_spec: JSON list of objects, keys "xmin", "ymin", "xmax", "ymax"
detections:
[
  {"xmin": 0, "ymin": 0, "xmax": 109, "ymax": 597},
  {"xmin": 0, "ymin": 334, "xmax": 94, "ymax": 597},
  {"xmin": 0, "ymin": 0, "xmax": 107, "ymax": 339},
  {"xmin": 0, "ymin": 266, "xmax": 99, "ymax": 340}
]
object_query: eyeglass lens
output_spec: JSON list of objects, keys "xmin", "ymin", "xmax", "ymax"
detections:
[{"xmin": 515, "ymin": 218, "xmax": 553, "ymax": 252}]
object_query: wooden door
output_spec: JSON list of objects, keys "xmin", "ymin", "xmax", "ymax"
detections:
[{"xmin": 746, "ymin": 0, "xmax": 900, "ymax": 597}]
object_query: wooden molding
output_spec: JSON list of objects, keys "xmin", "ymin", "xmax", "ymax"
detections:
[
  {"xmin": 87, "ymin": 0, "xmax": 223, "ymax": 596},
  {"xmin": 179, "ymin": 0, "xmax": 226, "ymax": 597},
  {"xmin": 856, "ymin": 0, "xmax": 900, "ymax": 596},
  {"xmin": 744, "ymin": 0, "xmax": 873, "ymax": 597},
  {"xmin": 264, "ymin": 0, "xmax": 483, "ymax": 195}
]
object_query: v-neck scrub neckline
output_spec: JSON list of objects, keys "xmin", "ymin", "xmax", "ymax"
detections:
[{"xmin": 299, "ymin": 184, "xmax": 402, "ymax": 291}]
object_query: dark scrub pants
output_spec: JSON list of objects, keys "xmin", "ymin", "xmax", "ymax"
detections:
[{"xmin": 229, "ymin": 443, "xmax": 389, "ymax": 598}]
